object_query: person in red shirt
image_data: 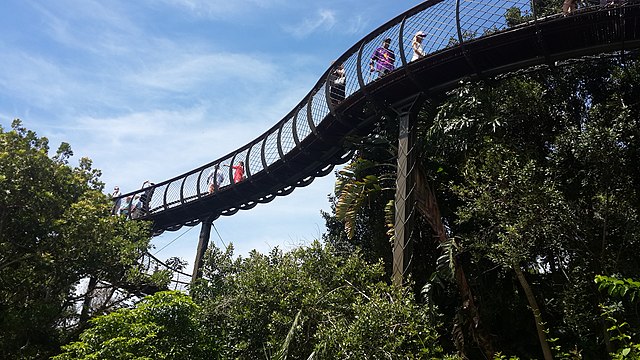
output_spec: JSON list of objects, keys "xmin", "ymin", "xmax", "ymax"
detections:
[{"xmin": 225, "ymin": 161, "xmax": 245, "ymax": 184}]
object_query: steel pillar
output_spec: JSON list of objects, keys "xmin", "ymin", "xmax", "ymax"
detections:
[
  {"xmin": 392, "ymin": 94, "xmax": 424, "ymax": 286},
  {"xmin": 192, "ymin": 217, "xmax": 214, "ymax": 283}
]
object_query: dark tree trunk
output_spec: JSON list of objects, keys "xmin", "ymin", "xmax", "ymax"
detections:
[
  {"xmin": 414, "ymin": 165, "xmax": 494, "ymax": 359},
  {"xmin": 513, "ymin": 264, "xmax": 553, "ymax": 360}
]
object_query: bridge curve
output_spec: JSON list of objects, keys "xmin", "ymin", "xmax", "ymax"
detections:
[{"xmin": 115, "ymin": 0, "xmax": 640, "ymax": 236}]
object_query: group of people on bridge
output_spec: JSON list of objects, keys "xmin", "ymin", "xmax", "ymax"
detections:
[
  {"xmin": 111, "ymin": 180, "xmax": 155, "ymax": 218},
  {"xmin": 328, "ymin": 30, "xmax": 427, "ymax": 104},
  {"xmin": 207, "ymin": 161, "xmax": 245, "ymax": 194},
  {"xmin": 330, "ymin": 0, "xmax": 635, "ymax": 101},
  {"xmin": 109, "ymin": 160, "xmax": 245, "ymax": 218}
]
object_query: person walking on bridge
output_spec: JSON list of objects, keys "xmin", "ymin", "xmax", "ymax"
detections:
[
  {"xmin": 329, "ymin": 62, "xmax": 346, "ymax": 104},
  {"xmin": 207, "ymin": 164, "xmax": 225, "ymax": 193},
  {"xmin": 411, "ymin": 31, "xmax": 427, "ymax": 62},
  {"xmin": 225, "ymin": 161, "xmax": 245, "ymax": 184},
  {"xmin": 111, "ymin": 185, "xmax": 122, "ymax": 215},
  {"xmin": 369, "ymin": 37, "xmax": 395, "ymax": 78},
  {"xmin": 563, "ymin": 0, "xmax": 577, "ymax": 14}
]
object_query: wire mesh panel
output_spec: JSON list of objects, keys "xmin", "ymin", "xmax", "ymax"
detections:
[
  {"xmin": 403, "ymin": 0, "xmax": 458, "ymax": 63},
  {"xmin": 163, "ymin": 180, "xmax": 183, "ymax": 209},
  {"xmin": 295, "ymin": 105, "xmax": 312, "ymax": 143},
  {"xmin": 147, "ymin": 183, "xmax": 166, "ymax": 214},
  {"xmin": 337, "ymin": 51, "xmax": 362, "ymax": 100},
  {"xmin": 458, "ymin": 0, "xmax": 532, "ymax": 40},
  {"xmin": 361, "ymin": 24, "xmax": 403, "ymax": 84},
  {"xmin": 247, "ymin": 141, "xmax": 264, "ymax": 177},
  {"xmin": 263, "ymin": 131, "xmax": 281, "ymax": 168},
  {"xmin": 181, "ymin": 172, "xmax": 200, "ymax": 203},
  {"xmin": 279, "ymin": 116, "xmax": 297, "ymax": 155},
  {"xmin": 310, "ymin": 84, "xmax": 330, "ymax": 128},
  {"xmin": 199, "ymin": 165, "xmax": 214, "ymax": 195},
  {"xmin": 216, "ymin": 158, "xmax": 233, "ymax": 189},
  {"xmin": 200, "ymin": 162, "xmax": 230, "ymax": 196}
]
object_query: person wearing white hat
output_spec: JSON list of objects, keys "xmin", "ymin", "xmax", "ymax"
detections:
[
  {"xmin": 562, "ymin": 0, "xmax": 577, "ymax": 15},
  {"xmin": 411, "ymin": 31, "xmax": 427, "ymax": 62}
]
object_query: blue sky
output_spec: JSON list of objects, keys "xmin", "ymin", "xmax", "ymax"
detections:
[{"xmin": 0, "ymin": 0, "xmax": 422, "ymax": 272}]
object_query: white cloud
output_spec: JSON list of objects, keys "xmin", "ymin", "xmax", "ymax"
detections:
[
  {"xmin": 157, "ymin": 0, "xmax": 286, "ymax": 18},
  {"xmin": 28, "ymin": 0, "xmax": 138, "ymax": 55},
  {"xmin": 0, "ymin": 52, "xmax": 68, "ymax": 107},
  {"xmin": 344, "ymin": 15, "xmax": 369, "ymax": 35},
  {"xmin": 282, "ymin": 9, "xmax": 337, "ymax": 38},
  {"xmin": 128, "ymin": 52, "xmax": 278, "ymax": 92}
]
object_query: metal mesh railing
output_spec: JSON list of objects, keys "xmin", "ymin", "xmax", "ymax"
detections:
[
  {"xmin": 459, "ymin": 0, "xmax": 531, "ymax": 38},
  {"xmin": 113, "ymin": 0, "xmax": 637, "ymax": 230},
  {"xmin": 279, "ymin": 117, "xmax": 297, "ymax": 154}
]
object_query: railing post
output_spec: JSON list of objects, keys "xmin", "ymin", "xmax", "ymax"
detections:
[
  {"xmin": 455, "ymin": 0, "xmax": 481, "ymax": 79},
  {"xmin": 392, "ymin": 94, "xmax": 424, "ymax": 286}
]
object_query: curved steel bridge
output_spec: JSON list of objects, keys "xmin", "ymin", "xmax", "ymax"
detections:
[{"xmin": 116, "ymin": 0, "xmax": 640, "ymax": 236}]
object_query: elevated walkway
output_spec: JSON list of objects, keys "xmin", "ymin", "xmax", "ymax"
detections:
[{"xmin": 114, "ymin": 1, "xmax": 640, "ymax": 235}]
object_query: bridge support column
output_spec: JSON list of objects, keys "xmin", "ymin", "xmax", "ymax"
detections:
[
  {"xmin": 192, "ymin": 217, "xmax": 214, "ymax": 283},
  {"xmin": 392, "ymin": 94, "xmax": 424, "ymax": 286}
]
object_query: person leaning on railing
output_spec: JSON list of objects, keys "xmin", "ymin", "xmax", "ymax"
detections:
[{"xmin": 139, "ymin": 180, "xmax": 155, "ymax": 214}]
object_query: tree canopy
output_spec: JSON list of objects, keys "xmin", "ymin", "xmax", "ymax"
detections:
[{"xmin": 0, "ymin": 120, "xmax": 155, "ymax": 359}]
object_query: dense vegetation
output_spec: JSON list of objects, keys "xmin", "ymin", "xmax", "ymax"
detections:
[
  {"xmin": 324, "ymin": 55, "xmax": 640, "ymax": 359},
  {"xmin": 0, "ymin": 121, "xmax": 166, "ymax": 359},
  {"xmin": 2, "ymin": 54, "xmax": 640, "ymax": 360}
]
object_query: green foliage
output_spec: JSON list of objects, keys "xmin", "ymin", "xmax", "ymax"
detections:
[
  {"xmin": 334, "ymin": 157, "xmax": 396, "ymax": 239},
  {"xmin": 504, "ymin": 7, "xmax": 525, "ymax": 28},
  {"xmin": 54, "ymin": 291, "xmax": 211, "ymax": 359},
  {"xmin": 314, "ymin": 282, "xmax": 442, "ymax": 358},
  {"xmin": 0, "ymin": 120, "xmax": 155, "ymax": 359},
  {"xmin": 597, "ymin": 275, "xmax": 640, "ymax": 359},
  {"xmin": 417, "ymin": 55, "xmax": 640, "ymax": 357},
  {"xmin": 600, "ymin": 303, "xmax": 640, "ymax": 360},
  {"xmin": 191, "ymin": 241, "xmax": 443, "ymax": 359},
  {"xmin": 324, "ymin": 156, "xmax": 396, "ymax": 272},
  {"xmin": 596, "ymin": 275, "xmax": 640, "ymax": 303},
  {"xmin": 454, "ymin": 142, "xmax": 573, "ymax": 266}
]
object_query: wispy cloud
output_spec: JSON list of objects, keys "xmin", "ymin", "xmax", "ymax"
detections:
[
  {"xmin": 157, "ymin": 0, "xmax": 286, "ymax": 18},
  {"xmin": 28, "ymin": 0, "xmax": 138, "ymax": 55},
  {"xmin": 0, "ymin": 52, "xmax": 69, "ymax": 108},
  {"xmin": 128, "ymin": 51, "xmax": 278, "ymax": 92},
  {"xmin": 344, "ymin": 15, "xmax": 369, "ymax": 35},
  {"xmin": 282, "ymin": 9, "xmax": 337, "ymax": 38}
]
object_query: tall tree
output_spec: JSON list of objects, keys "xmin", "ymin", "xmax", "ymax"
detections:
[
  {"xmin": 423, "ymin": 55, "xmax": 640, "ymax": 357},
  {"xmin": 0, "ymin": 120, "xmax": 156, "ymax": 359}
]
